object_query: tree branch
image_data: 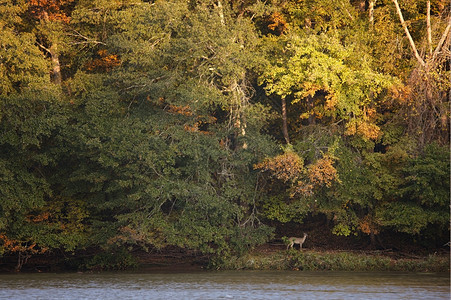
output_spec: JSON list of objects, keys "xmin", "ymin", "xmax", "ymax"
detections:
[
  {"xmin": 432, "ymin": 18, "xmax": 451, "ymax": 61},
  {"xmin": 37, "ymin": 42, "xmax": 51, "ymax": 54},
  {"xmin": 392, "ymin": 0, "xmax": 425, "ymax": 67},
  {"xmin": 68, "ymin": 30, "xmax": 107, "ymax": 46}
]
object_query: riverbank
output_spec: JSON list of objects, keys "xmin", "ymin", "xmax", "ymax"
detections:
[
  {"xmin": 133, "ymin": 243, "xmax": 450, "ymax": 273},
  {"xmin": 213, "ymin": 249, "xmax": 450, "ymax": 272},
  {"xmin": 1, "ymin": 244, "xmax": 449, "ymax": 273}
]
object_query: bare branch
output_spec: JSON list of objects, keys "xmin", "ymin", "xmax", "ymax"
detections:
[
  {"xmin": 392, "ymin": 0, "xmax": 426, "ymax": 67},
  {"xmin": 68, "ymin": 30, "xmax": 107, "ymax": 46},
  {"xmin": 37, "ymin": 42, "xmax": 51, "ymax": 54},
  {"xmin": 432, "ymin": 18, "xmax": 451, "ymax": 61}
]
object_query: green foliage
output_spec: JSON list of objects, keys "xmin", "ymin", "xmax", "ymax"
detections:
[
  {"xmin": 262, "ymin": 195, "xmax": 310, "ymax": 223},
  {"xmin": 377, "ymin": 143, "xmax": 450, "ymax": 234},
  {"xmin": 0, "ymin": 1, "xmax": 50, "ymax": 96},
  {"xmin": 0, "ymin": 0, "xmax": 449, "ymax": 270},
  {"xmin": 260, "ymin": 32, "xmax": 396, "ymax": 140},
  {"xmin": 81, "ymin": 248, "xmax": 138, "ymax": 271}
]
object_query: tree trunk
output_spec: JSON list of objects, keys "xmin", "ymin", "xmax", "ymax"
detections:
[
  {"xmin": 15, "ymin": 252, "xmax": 30, "ymax": 272},
  {"xmin": 281, "ymin": 98, "xmax": 290, "ymax": 144},
  {"xmin": 432, "ymin": 20, "xmax": 451, "ymax": 61},
  {"xmin": 50, "ymin": 43, "xmax": 62, "ymax": 85},
  {"xmin": 369, "ymin": 0, "xmax": 376, "ymax": 28},
  {"xmin": 43, "ymin": 11, "xmax": 62, "ymax": 85},
  {"xmin": 217, "ymin": 0, "xmax": 225, "ymax": 25},
  {"xmin": 307, "ymin": 95, "xmax": 316, "ymax": 125},
  {"xmin": 392, "ymin": 0, "xmax": 425, "ymax": 66},
  {"xmin": 427, "ymin": 0, "xmax": 432, "ymax": 56},
  {"xmin": 369, "ymin": 230, "xmax": 377, "ymax": 248}
]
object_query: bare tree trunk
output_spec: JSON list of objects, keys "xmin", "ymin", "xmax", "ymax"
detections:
[
  {"xmin": 50, "ymin": 44, "xmax": 62, "ymax": 85},
  {"xmin": 15, "ymin": 252, "xmax": 30, "ymax": 272},
  {"xmin": 217, "ymin": 0, "xmax": 225, "ymax": 25},
  {"xmin": 229, "ymin": 75, "xmax": 250, "ymax": 150},
  {"xmin": 392, "ymin": 0, "xmax": 426, "ymax": 66},
  {"xmin": 216, "ymin": 1, "xmax": 249, "ymax": 150},
  {"xmin": 281, "ymin": 98, "xmax": 290, "ymax": 144},
  {"xmin": 369, "ymin": 0, "xmax": 376, "ymax": 28},
  {"xmin": 427, "ymin": 0, "xmax": 433, "ymax": 56},
  {"xmin": 43, "ymin": 11, "xmax": 62, "ymax": 85},
  {"xmin": 432, "ymin": 20, "xmax": 451, "ymax": 61}
]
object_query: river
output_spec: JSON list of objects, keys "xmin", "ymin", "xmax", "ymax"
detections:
[{"xmin": 0, "ymin": 271, "xmax": 449, "ymax": 299}]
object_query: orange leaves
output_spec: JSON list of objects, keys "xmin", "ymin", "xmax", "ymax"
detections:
[
  {"xmin": 267, "ymin": 12, "xmax": 288, "ymax": 35},
  {"xmin": 85, "ymin": 50, "xmax": 121, "ymax": 72},
  {"xmin": 254, "ymin": 150, "xmax": 304, "ymax": 183},
  {"xmin": 166, "ymin": 104, "xmax": 215, "ymax": 135},
  {"xmin": 28, "ymin": 0, "xmax": 75, "ymax": 23},
  {"xmin": 0, "ymin": 234, "xmax": 47, "ymax": 254},
  {"xmin": 256, "ymin": 150, "xmax": 339, "ymax": 198},
  {"xmin": 325, "ymin": 93, "xmax": 338, "ymax": 110},
  {"xmin": 168, "ymin": 104, "xmax": 193, "ymax": 116},
  {"xmin": 307, "ymin": 155, "xmax": 338, "ymax": 188},
  {"xmin": 108, "ymin": 226, "xmax": 145, "ymax": 246},
  {"xmin": 358, "ymin": 215, "xmax": 379, "ymax": 235},
  {"xmin": 292, "ymin": 154, "xmax": 339, "ymax": 197},
  {"xmin": 27, "ymin": 212, "xmax": 50, "ymax": 223},
  {"xmin": 389, "ymin": 84, "xmax": 411, "ymax": 104}
]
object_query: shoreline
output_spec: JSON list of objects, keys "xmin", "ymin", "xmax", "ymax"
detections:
[
  {"xmin": 214, "ymin": 249, "xmax": 450, "ymax": 273},
  {"xmin": 1, "ymin": 248, "xmax": 448, "ymax": 273}
]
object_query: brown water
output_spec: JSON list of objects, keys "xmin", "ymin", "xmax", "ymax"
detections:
[{"xmin": 0, "ymin": 271, "xmax": 449, "ymax": 299}]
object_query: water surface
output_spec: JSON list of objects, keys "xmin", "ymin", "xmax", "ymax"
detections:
[{"xmin": 0, "ymin": 271, "xmax": 449, "ymax": 299}]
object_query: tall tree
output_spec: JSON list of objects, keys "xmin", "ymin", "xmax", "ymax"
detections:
[{"xmin": 26, "ymin": 0, "xmax": 76, "ymax": 85}]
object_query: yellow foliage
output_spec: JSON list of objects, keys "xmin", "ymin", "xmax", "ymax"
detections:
[
  {"xmin": 325, "ymin": 93, "xmax": 338, "ymax": 110},
  {"xmin": 345, "ymin": 119, "xmax": 380, "ymax": 140},
  {"xmin": 300, "ymin": 82, "xmax": 322, "ymax": 98}
]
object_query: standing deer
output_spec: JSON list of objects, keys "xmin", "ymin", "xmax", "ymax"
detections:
[{"xmin": 287, "ymin": 233, "xmax": 308, "ymax": 250}]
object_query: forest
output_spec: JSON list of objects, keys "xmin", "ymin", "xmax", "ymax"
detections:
[{"xmin": 0, "ymin": 0, "xmax": 449, "ymax": 271}]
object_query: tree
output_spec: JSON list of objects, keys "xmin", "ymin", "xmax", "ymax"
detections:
[
  {"xmin": 59, "ymin": 0, "xmax": 277, "ymax": 256},
  {"xmin": 390, "ymin": 0, "xmax": 450, "ymax": 146},
  {"xmin": 260, "ymin": 32, "xmax": 395, "ymax": 142},
  {"xmin": 26, "ymin": 0, "xmax": 76, "ymax": 85}
]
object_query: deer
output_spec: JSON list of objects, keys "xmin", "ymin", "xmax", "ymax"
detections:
[{"xmin": 287, "ymin": 233, "xmax": 308, "ymax": 250}]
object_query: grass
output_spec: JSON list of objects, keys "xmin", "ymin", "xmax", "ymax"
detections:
[{"xmin": 215, "ymin": 249, "xmax": 450, "ymax": 272}]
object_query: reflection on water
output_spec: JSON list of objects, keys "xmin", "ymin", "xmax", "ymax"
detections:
[{"xmin": 0, "ymin": 271, "xmax": 449, "ymax": 299}]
